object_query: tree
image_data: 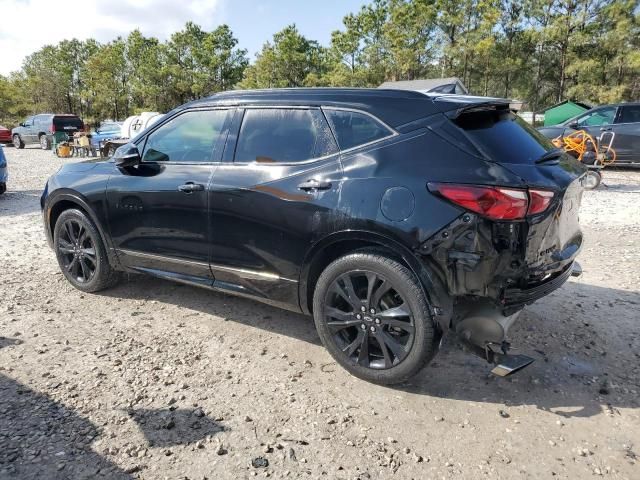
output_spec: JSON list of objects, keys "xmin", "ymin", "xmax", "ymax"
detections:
[{"xmin": 239, "ymin": 25, "xmax": 327, "ymax": 89}]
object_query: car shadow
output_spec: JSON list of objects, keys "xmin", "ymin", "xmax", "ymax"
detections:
[
  {"xmin": 125, "ymin": 408, "xmax": 225, "ymax": 448},
  {"xmin": 101, "ymin": 275, "xmax": 640, "ymax": 419},
  {"xmin": 0, "ymin": 189, "xmax": 43, "ymax": 217},
  {"xmin": 0, "ymin": 338, "xmax": 228, "ymax": 479},
  {"xmin": 0, "ymin": 336, "xmax": 132, "ymax": 479}
]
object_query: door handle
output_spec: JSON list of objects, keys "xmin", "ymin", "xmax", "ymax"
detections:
[
  {"xmin": 178, "ymin": 182, "xmax": 204, "ymax": 193},
  {"xmin": 298, "ymin": 179, "xmax": 332, "ymax": 191}
]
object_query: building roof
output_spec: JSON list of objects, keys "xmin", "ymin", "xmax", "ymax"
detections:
[
  {"xmin": 378, "ymin": 78, "xmax": 467, "ymax": 93},
  {"xmin": 541, "ymin": 99, "xmax": 592, "ymax": 113}
]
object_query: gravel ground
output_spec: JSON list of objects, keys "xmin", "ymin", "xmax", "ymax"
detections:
[{"xmin": 1, "ymin": 146, "xmax": 639, "ymax": 480}]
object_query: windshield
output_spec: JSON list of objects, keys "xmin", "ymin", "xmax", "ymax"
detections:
[{"xmin": 98, "ymin": 122, "xmax": 121, "ymax": 133}]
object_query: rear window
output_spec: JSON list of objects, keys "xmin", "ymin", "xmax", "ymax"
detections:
[
  {"xmin": 454, "ymin": 109, "xmax": 555, "ymax": 164},
  {"xmin": 53, "ymin": 116, "xmax": 84, "ymax": 130}
]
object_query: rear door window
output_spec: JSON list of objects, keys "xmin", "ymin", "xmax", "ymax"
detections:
[
  {"xmin": 324, "ymin": 109, "xmax": 393, "ymax": 150},
  {"xmin": 618, "ymin": 105, "xmax": 640, "ymax": 124},
  {"xmin": 234, "ymin": 108, "xmax": 337, "ymax": 163},
  {"xmin": 454, "ymin": 109, "xmax": 555, "ymax": 164}
]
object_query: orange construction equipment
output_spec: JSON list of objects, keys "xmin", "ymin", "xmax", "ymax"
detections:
[{"xmin": 552, "ymin": 129, "xmax": 616, "ymax": 166}]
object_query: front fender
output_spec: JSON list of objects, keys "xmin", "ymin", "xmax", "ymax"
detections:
[{"xmin": 43, "ymin": 189, "xmax": 121, "ymax": 269}]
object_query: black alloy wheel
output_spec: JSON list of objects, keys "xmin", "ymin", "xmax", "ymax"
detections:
[
  {"xmin": 313, "ymin": 252, "xmax": 439, "ymax": 384},
  {"xmin": 324, "ymin": 270, "xmax": 415, "ymax": 369},
  {"xmin": 57, "ymin": 218, "xmax": 97, "ymax": 284},
  {"xmin": 53, "ymin": 209, "xmax": 120, "ymax": 292}
]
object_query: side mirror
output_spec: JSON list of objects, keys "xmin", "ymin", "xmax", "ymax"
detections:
[
  {"xmin": 113, "ymin": 144, "xmax": 141, "ymax": 167},
  {"xmin": 19, "ymin": 122, "xmax": 25, "ymax": 127},
  {"xmin": 568, "ymin": 122, "xmax": 579, "ymax": 129}
]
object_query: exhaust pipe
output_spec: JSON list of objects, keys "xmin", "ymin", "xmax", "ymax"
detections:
[
  {"xmin": 455, "ymin": 302, "xmax": 534, "ymax": 377},
  {"xmin": 491, "ymin": 353, "xmax": 534, "ymax": 377}
]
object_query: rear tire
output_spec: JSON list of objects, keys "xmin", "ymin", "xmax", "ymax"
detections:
[
  {"xmin": 584, "ymin": 170, "xmax": 601, "ymax": 190},
  {"xmin": 39, "ymin": 134, "xmax": 51, "ymax": 150},
  {"xmin": 53, "ymin": 209, "xmax": 120, "ymax": 292},
  {"xmin": 0, "ymin": 183, "xmax": 6, "ymax": 195},
  {"xmin": 313, "ymin": 252, "xmax": 439, "ymax": 385},
  {"xmin": 13, "ymin": 135, "xmax": 24, "ymax": 149}
]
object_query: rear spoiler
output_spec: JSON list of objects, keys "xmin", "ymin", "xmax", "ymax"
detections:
[{"xmin": 424, "ymin": 93, "xmax": 522, "ymax": 119}]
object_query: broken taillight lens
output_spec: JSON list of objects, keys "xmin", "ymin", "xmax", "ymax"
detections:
[
  {"xmin": 527, "ymin": 189, "xmax": 555, "ymax": 215},
  {"xmin": 429, "ymin": 184, "xmax": 529, "ymax": 220}
]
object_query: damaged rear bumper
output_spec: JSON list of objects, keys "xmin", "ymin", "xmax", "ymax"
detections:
[{"xmin": 501, "ymin": 261, "xmax": 581, "ymax": 315}]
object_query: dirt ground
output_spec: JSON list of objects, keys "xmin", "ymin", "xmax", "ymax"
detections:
[{"xmin": 1, "ymin": 146, "xmax": 639, "ymax": 480}]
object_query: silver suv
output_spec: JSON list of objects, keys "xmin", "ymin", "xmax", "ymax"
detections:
[{"xmin": 12, "ymin": 114, "xmax": 84, "ymax": 150}]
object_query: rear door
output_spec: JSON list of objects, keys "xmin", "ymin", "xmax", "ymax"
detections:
[
  {"xmin": 53, "ymin": 116, "xmax": 84, "ymax": 136},
  {"xmin": 612, "ymin": 105, "xmax": 640, "ymax": 164},
  {"xmin": 207, "ymin": 106, "xmax": 342, "ymax": 307},
  {"xmin": 106, "ymin": 108, "xmax": 231, "ymax": 282}
]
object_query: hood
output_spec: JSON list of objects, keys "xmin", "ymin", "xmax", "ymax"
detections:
[{"xmin": 57, "ymin": 157, "xmax": 108, "ymax": 173}]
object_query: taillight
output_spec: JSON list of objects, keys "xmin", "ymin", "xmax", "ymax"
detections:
[
  {"xmin": 528, "ymin": 189, "xmax": 554, "ymax": 215},
  {"xmin": 429, "ymin": 184, "xmax": 557, "ymax": 221},
  {"xmin": 429, "ymin": 183, "xmax": 528, "ymax": 220},
  {"xmin": 50, "ymin": 123, "xmax": 56, "ymax": 134}
]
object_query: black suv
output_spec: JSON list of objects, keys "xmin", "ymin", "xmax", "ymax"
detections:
[
  {"xmin": 12, "ymin": 114, "xmax": 84, "ymax": 149},
  {"xmin": 41, "ymin": 89, "xmax": 586, "ymax": 384}
]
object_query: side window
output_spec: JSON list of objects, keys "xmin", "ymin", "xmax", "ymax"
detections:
[
  {"xmin": 234, "ymin": 108, "xmax": 337, "ymax": 163},
  {"xmin": 142, "ymin": 109, "xmax": 229, "ymax": 163},
  {"xmin": 23, "ymin": 117, "xmax": 34, "ymax": 127},
  {"xmin": 618, "ymin": 106, "xmax": 640, "ymax": 124},
  {"xmin": 576, "ymin": 107, "xmax": 617, "ymax": 127},
  {"xmin": 324, "ymin": 109, "xmax": 393, "ymax": 151}
]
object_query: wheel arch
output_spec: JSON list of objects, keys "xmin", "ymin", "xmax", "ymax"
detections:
[
  {"xmin": 45, "ymin": 191, "xmax": 120, "ymax": 269},
  {"xmin": 299, "ymin": 230, "xmax": 452, "ymax": 330}
]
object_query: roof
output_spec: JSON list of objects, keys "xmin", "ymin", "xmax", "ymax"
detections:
[
  {"xmin": 187, "ymin": 88, "xmax": 442, "ymax": 127},
  {"xmin": 378, "ymin": 78, "xmax": 467, "ymax": 92},
  {"xmin": 541, "ymin": 100, "xmax": 592, "ymax": 113},
  {"xmin": 180, "ymin": 87, "xmax": 513, "ymax": 128}
]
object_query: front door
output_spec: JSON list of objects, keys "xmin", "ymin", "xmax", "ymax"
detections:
[
  {"xmin": 106, "ymin": 108, "xmax": 232, "ymax": 282},
  {"xmin": 207, "ymin": 107, "xmax": 343, "ymax": 308}
]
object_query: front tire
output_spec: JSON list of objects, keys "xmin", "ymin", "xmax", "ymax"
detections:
[
  {"xmin": 313, "ymin": 252, "xmax": 439, "ymax": 385},
  {"xmin": 13, "ymin": 135, "xmax": 24, "ymax": 149},
  {"xmin": 53, "ymin": 209, "xmax": 120, "ymax": 292}
]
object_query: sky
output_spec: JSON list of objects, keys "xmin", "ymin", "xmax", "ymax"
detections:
[{"xmin": 0, "ymin": 0, "xmax": 366, "ymax": 76}]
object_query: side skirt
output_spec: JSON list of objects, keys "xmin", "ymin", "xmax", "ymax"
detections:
[{"xmin": 125, "ymin": 265, "xmax": 303, "ymax": 314}]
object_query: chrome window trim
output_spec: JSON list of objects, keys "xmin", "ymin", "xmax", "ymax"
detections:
[{"xmin": 230, "ymin": 105, "xmax": 398, "ymax": 166}]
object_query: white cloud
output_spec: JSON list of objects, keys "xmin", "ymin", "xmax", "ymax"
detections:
[{"xmin": 0, "ymin": 0, "xmax": 224, "ymax": 75}]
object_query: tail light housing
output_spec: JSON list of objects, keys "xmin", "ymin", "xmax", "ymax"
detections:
[
  {"xmin": 49, "ymin": 123, "xmax": 56, "ymax": 134},
  {"xmin": 428, "ymin": 183, "xmax": 554, "ymax": 220},
  {"xmin": 528, "ymin": 189, "xmax": 554, "ymax": 215}
]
